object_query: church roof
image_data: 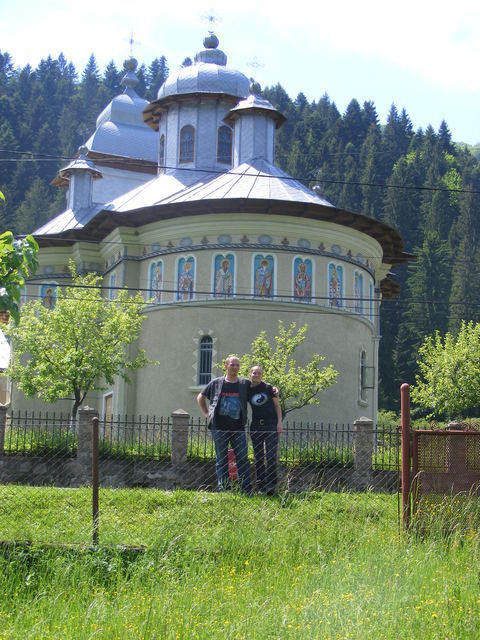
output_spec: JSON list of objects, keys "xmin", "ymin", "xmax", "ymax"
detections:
[
  {"xmin": 34, "ymin": 158, "xmax": 412, "ymax": 267},
  {"xmin": 144, "ymin": 34, "xmax": 250, "ymax": 131},
  {"xmin": 85, "ymin": 57, "xmax": 158, "ymax": 163},
  {"xmin": 110, "ymin": 158, "xmax": 333, "ymax": 213}
]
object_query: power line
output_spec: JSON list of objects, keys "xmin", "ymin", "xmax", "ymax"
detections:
[{"xmin": 0, "ymin": 148, "xmax": 479, "ymax": 195}]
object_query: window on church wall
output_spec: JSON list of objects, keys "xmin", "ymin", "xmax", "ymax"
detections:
[
  {"xmin": 179, "ymin": 125, "xmax": 194, "ymax": 163},
  {"xmin": 253, "ymin": 254, "xmax": 274, "ymax": 298},
  {"xmin": 360, "ymin": 350, "xmax": 367, "ymax": 402},
  {"xmin": 293, "ymin": 257, "xmax": 313, "ymax": 302},
  {"xmin": 217, "ymin": 126, "xmax": 232, "ymax": 164},
  {"xmin": 354, "ymin": 271, "xmax": 363, "ymax": 314},
  {"xmin": 198, "ymin": 336, "xmax": 213, "ymax": 385},
  {"xmin": 159, "ymin": 134, "xmax": 165, "ymax": 170},
  {"xmin": 328, "ymin": 263, "xmax": 343, "ymax": 308}
]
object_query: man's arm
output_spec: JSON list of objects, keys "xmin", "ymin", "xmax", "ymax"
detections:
[
  {"xmin": 197, "ymin": 393, "xmax": 209, "ymax": 419},
  {"xmin": 272, "ymin": 396, "xmax": 282, "ymax": 434}
]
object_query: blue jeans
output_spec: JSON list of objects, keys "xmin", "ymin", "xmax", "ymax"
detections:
[{"xmin": 211, "ymin": 428, "xmax": 252, "ymax": 493}]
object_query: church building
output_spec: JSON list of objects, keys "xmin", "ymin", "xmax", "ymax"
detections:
[{"xmin": 16, "ymin": 33, "xmax": 410, "ymax": 424}]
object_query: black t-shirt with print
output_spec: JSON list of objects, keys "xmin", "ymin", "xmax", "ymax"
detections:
[
  {"xmin": 248, "ymin": 382, "xmax": 277, "ymax": 430},
  {"xmin": 202, "ymin": 379, "xmax": 242, "ymax": 431}
]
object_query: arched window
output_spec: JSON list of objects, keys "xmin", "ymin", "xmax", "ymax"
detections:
[
  {"xmin": 198, "ymin": 336, "xmax": 213, "ymax": 385},
  {"xmin": 179, "ymin": 125, "xmax": 194, "ymax": 163},
  {"xmin": 217, "ymin": 126, "xmax": 232, "ymax": 164},
  {"xmin": 360, "ymin": 350, "xmax": 367, "ymax": 402},
  {"xmin": 159, "ymin": 134, "xmax": 165, "ymax": 170}
]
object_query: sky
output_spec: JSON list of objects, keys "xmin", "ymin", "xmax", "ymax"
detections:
[{"xmin": 2, "ymin": 0, "xmax": 480, "ymax": 145}]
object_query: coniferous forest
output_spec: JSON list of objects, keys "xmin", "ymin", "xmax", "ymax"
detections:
[{"xmin": 1, "ymin": 50, "xmax": 480, "ymax": 411}]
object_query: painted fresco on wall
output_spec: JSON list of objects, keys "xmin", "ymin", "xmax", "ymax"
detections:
[
  {"xmin": 354, "ymin": 271, "xmax": 363, "ymax": 313},
  {"xmin": 108, "ymin": 271, "xmax": 117, "ymax": 300},
  {"xmin": 293, "ymin": 258, "xmax": 312, "ymax": 302},
  {"xmin": 328, "ymin": 263, "xmax": 343, "ymax": 308},
  {"xmin": 41, "ymin": 284, "xmax": 57, "ymax": 310},
  {"xmin": 149, "ymin": 260, "xmax": 163, "ymax": 304},
  {"xmin": 177, "ymin": 257, "xmax": 195, "ymax": 300},
  {"xmin": 214, "ymin": 254, "xmax": 234, "ymax": 298},
  {"xmin": 254, "ymin": 254, "xmax": 274, "ymax": 298}
]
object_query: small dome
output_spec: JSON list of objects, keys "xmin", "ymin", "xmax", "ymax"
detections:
[{"xmin": 156, "ymin": 34, "xmax": 250, "ymax": 102}]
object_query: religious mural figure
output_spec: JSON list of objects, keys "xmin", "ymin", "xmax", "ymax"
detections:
[
  {"xmin": 328, "ymin": 264, "xmax": 342, "ymax": 308},
  {"xmin": 177, "ymin": 257, "xmax": 194, "ymax": 300},
  {"xmin": 354, "ymin": 271, "xmax": 363, "ymax": 314},
  {"xmin": 254, "ymin": 255, "xmax": 274, "ymax": 298},
  {"xmin": 149, "ymin": 261, "xmax": 163, "ymax": 304},
  {"xmin": 293, "ymin": 258, "xmax": 312, "ymax": 302},
  {"xmin": 41, "ymin": 284, "xmax": 57, "ymax": 310},
  {"xmin": 108, "ymin": 271, "xmax": 117, "ymax": 300},
  {"xmin": 214, "ymin": 254, "xmax": 234, "ymax": 298}
]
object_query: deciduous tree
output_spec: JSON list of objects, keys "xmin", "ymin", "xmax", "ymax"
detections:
[
  {"xmin": 238, "ymin": 321, "xmax": 338, "ymax": 417},
  {"xmin": 411, "ymin": 321, "xmax": 480, "ymax": 417},
  {"xmin": 0, "ymin": 225, "xmax": 38, "ymax": 323},
  {"xmin": 6, "ymin": 263, "xmax": 156, "ymax": 418}
]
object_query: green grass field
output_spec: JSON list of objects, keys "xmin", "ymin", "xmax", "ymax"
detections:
[{"xmin": 0, "ymin": 486, "xmax": 479, "ymax": 639}]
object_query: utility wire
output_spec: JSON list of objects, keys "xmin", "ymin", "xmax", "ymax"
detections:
[{"xmin": 0, "ymin": 148, "xmax": 478, "ymax": 195}]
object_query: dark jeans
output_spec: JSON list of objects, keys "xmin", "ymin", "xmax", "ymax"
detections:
[
  {"xmin": 211, "ymin": 428, "xmax": 251, "ymax": 493},
  {"xmin": 250, "ymin": 430, "xmax": 279, "ymax": 492}
]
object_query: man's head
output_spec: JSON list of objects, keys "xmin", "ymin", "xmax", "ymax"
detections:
[{"xmin": 224, "ymin": 354, "xmax": 240, "ymax": 381}]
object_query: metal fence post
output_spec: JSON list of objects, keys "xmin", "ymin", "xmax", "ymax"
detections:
[
  {"xmin": 171, "ymin": 409, "xmax": 189, "ymax": 470},
  {"xmin": 0, "ymin": 405, "xmax": 7, "ymax": 456},
  {"xmin": 353, "ymin": 417, "xmax": 374, "ymax": 490}
]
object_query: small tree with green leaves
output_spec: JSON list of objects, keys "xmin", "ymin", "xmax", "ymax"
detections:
[
  {"xmin": 0, "ymin": 226, "xmax": 38, "ymax": 323},
  {"xmin": 238, "ymin": 321, "xmax": 338, "ymax": 418},
  {"xmin": 6, "ymin": 263, "xmax": 156, "ymax": 419},
  {"xmin": 411, "ymin": 321, "xmax": 480, "ymax": 418}
]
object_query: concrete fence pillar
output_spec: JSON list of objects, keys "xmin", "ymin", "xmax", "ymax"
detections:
[
  {"xmin": 77, "ymin": 406, "xmax": 99, "ymax": 470},
  {"xmin": 0, "ymin": 405, "xmax": 7, "ymax": 455},
  {"xmin": 171, "ymin": 409, "xmax": 189, "ymax": 468},
  {"xmin": 353, "ymin": 416, "xmax": 374, "ymax": 490}
]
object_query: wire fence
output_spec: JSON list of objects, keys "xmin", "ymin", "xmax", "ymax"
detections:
[{"xmin": 0, "ymin": 408, "xmax": 400, "ymax": 547}]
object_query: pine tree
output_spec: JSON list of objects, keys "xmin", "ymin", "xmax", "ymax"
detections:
[
  {"xmin": 394, "ymin": 232, "xmax": 451, "ymax": 387},
  {"xmin": 14, "ymin": 178, "xmax": 53, "ymax": 233}
]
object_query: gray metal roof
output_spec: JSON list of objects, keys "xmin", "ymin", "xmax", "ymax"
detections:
[
  {"xmin": 110, "ymin": 158, "xmax": 333, "ymax": 214},
  {"xmin": 34, "ymin": 203, "xmax": 105, "ymax": 235},
  {"xmin": 34, "ymin": 159, "xmax": 332, "ymax": 235},
  {"xmin": 85, "ymin": 59, "xmax": 158, "ymax": 163},
  {"xmin": 156, "ymin": 35, "xmax": 250, "ymax": 102}
]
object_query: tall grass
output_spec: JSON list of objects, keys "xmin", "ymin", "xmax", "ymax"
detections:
[{"xmin": 0, "ymin": 487, "xmax": 479, "ymax": 638}]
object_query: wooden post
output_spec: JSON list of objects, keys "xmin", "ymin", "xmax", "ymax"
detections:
[{"xmin": 401, "ymin": 383, "xmax": 411, "ymax": 529}]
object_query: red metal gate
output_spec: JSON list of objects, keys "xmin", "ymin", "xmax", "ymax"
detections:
[{"xmin": 401, "ymin": 383, "xmax": 480, "ymax": 528}]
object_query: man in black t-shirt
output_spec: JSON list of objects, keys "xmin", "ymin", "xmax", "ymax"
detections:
[
  {"xmin": 248, "ymin": 365, "xmax": 282, "ymax": 494},
  {"xmin": 197, "ymin": 355, "xmax": 252, "ymax": 492}
]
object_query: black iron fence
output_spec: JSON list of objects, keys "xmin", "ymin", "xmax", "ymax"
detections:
[{"xmin": 1, "ymin": 411, "xmax": 400, "ymax": 472}]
